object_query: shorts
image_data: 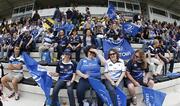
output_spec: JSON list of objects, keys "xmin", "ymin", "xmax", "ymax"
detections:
[
  {"xmin": 6, "ymin": 71, "xmax": 23, "ymax": 82},
  {"xmin": 124, "ymin": 78, "xmax": 152, "ymax": 87}
]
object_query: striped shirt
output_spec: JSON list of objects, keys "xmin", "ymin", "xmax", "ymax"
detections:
[
  {"xmin": 9, "ymin": 54, "xmax": 24, "ymax": 73},
  {"xmin": 43, "ymin": 33, "xmax": 54, "ymax": 46}
]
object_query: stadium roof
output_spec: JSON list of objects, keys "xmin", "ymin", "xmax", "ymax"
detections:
[
  {"xmin": 0, "ymin": 0, "xmax": 33, "ymax": 18},
  {"xmin": 145, "ymin": 0, "xmax": 180, "ymax": 14},
  {"xmin": 0, "ymin": 0, "xmax": 179, "ymax": 18}
]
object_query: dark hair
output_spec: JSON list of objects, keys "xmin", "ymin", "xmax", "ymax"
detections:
[
  {"xmin": 48, "ymin": 28, "xmax": 53, "ymax": 33},
  {"xmin": 14, "ymin": 45, "xmax": 22, "ymax": 55},
  {"xmin": 108, "ymin": 48, "xmax": 119, "ymax": 60},
  {"xmin": 84, "ymin": 45, "xmax": 96, "ymax": 57},
  {"xmin": 70, "ymin": 28, "xmax": 77, "ymax": 35},
  {"xmin": 85, "ymin": 28, "xmax": 94, "ymax": 35},
  {"xmin": 59, "ymin": 29, "xmax": 65, "ymax": 34}
]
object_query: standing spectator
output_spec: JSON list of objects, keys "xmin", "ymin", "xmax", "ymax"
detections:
[
  {"xmin": 125, "ymin": 49, "xmax": 154, "ymax": 105},
  {"xmin": 50, "ymin": 49, "xmax": 76, "ymax": 106},
  {"xmin": 76, "ymin": 45, "xmax": 105, "ymax": 106},
  {"xmin": 72, "ymin": 8, "xmax": 78, "ymax": 26},
  {"xmin": 67, "ymin": 28, "xmax": 82, "ymax": 62},
  {"xmin": 66, "ymin": 8, "xmax": 73, "ymax": 20},
  {"xmin": 32, "ymin": 10, "xmax": 41, "ymax": 22},
  {"xmin": 53, "ymin": 6, "xmax": 62, "ymax": 22},
  {"xmin": 54, "ymin": 29, "xmax": 69, "ymax": 60},
  {"xmin": 85, "ymin": 7, "xmax": 91, "ymax": 20},
  {"xmin": 1, "ymin": 46, "xmax": 24, "ymax": 100},
  {"xmin": 104, "ymin": 48, "xmax": 126, "ymax": 106}
]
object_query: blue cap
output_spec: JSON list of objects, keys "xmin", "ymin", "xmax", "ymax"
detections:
[{"xmin": 63, "ymin": 49, "xmax": 71, "ymax": 55}]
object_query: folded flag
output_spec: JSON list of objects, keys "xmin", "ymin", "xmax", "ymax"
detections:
[
  {"xmin": 115, "ymin": 87, "xmax": 127, "ymax": 106},
  {"xmin": 142, "ymin": 86, "xmax": 166, "ymax": 106},
  {"xmin": 88, "ymin": 77, "xmax": 113, "ymax": 106}
]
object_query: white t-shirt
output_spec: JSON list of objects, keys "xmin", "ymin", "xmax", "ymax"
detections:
[{"xmin": 104, "ymin": 58, "xmax": 126, "ymax": 81}]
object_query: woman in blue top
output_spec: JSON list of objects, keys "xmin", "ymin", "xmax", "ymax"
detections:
[
  {"xmin": 125, "ymin": 49, "xmax": 154, "ymax": 105},
  {"xmin": 76, "ymin": 45, "xmax": 106, "ymax": 106},
  {"xmin": 50, "ymin": 49, "xmax": 76, "ymax": 106}
]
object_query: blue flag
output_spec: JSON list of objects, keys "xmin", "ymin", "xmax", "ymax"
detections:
[
  {"xmin": 107, "ymin": 4, "xmax": 116, "ymax": 20},
  {"xmin": 22, "ymin": 52, "xmax": 53, "ymax": 106},
  {"xmin": 142, "ymin": 86, "xmax": 166, "ymax": 106},
  {"xmin": 88, "ymin": 77, "xmax": 113, "ymax": 106},
  {"xmin": 103, "ymin": 39, "xmax": 134, "ymax": 60},
  {"xmin": 115, "ymin": 87, "xmax": 126, "ymax": 106},
  {"xmin": 122, "ymin": 23, "xmax": 140, "ymax": 37}
]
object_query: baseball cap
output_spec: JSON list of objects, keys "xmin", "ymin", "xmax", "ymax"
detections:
[{"xmin": 63, "ymin": 49, "xmax": 71, "ymax": 55}]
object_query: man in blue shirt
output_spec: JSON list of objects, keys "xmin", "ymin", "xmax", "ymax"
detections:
[{"xmin": 50, "ymin": 49, "xmax": 76, "ymax": 106}]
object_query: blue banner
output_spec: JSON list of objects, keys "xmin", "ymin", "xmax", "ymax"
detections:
[
  {"xmin": 115, "ymin": 87, "xmax": 126, "ymax": 106},
  {"xmin": 122, "ymin": 23, "xmax": 140, "ymax": 37},
  {"xmin": 22, "ymin": 52, "xmax": 53, "ymax": 106},
  {"xmin": 107, "ymin": 4, "xmax": 116, "ymax": 20},
  {"xmin": 142, "ymin": 86, "xmax": 166, "ymax": 106},
  {"xmin": 103, "ymin": 39, "xmax": 134, "ymax": 60},
  {"xmin": 88, "ymin": 77, "xmax": 113, "ymax": 106}
]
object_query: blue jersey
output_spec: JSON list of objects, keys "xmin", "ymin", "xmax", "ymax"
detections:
[
  {"xmin": 126, "ymin": 59, "xmax": 146, "ymax": 80},
  {"xmin": 56, "ymin": 60, "xmax": 76, "ymax": 81},
  {"xmin": 77, "ymin": 57, "xmax": 101, "ymax": 78}
]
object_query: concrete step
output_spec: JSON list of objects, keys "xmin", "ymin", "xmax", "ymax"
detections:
[{"xmin": 2, "ymin": 77, "xmax": 180, "ymax": 106}]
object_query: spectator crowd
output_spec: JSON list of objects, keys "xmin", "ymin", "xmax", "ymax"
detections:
[{"xmin": 0, "ymin": 6, "xmax": 180, "ymax": 106}]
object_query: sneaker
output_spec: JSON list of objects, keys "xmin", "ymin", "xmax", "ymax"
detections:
[
  {"xmin": 132, "ymin": 96, "xmax": 137, "ymax": 105},
  {"xmin": 8, "ymin": 91, "xmax": 15, "ymax": 98},
  {"xmin": 15, "ymin": 93, "xmax": 20, "ymax": 100}
]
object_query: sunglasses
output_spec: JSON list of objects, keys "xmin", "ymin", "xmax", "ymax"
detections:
[
  {"xmin": 89, "ymin": 51, "xmax": 95, "ymax": 54},
  {"xmin": 109, "ymin": 52, "xmax": 116, "ymax": 56}
]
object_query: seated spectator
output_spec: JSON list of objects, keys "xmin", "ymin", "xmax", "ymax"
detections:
[
  {"xmin": 104, "ymin": 48, "xmax": 126, "ymax": 106},
  {"xmin": 1, "ymin": 46, "xmax": 24, "ymax": 100},
  {"xmin": 105, "ymin": 23, "xmax": 119, "ymax": 39},
  {"xmin": 62, "ymin": 19, "xmax": 75, "ymax": 36},
  {"xmin": 125, "ymin": 49, "xmax": 154, "ymax": 105},
  {"xmin": 83, "ymin": 29, "xmax": 97, "ymax": 48},
  {"xmin": 158, "ymin": 39, "xmax": 174, "ymax": 74},
  {"xmin": 54, "ymin": 29, "xmax": 69, "ymax": 60},
  {"xmin": 19, "ymin": 31, "xmax": 33, "ymax": 53},
  {"xmin": 0, "ymin": 31, "xmax": 12, "ymax": 61},
  {"xmin": 76, "ymin": 45, "xmax": 106, "ymax": 106},
  {"xmin": 50, "ymin": 49, "xmax": 76, "ymax": 106},
  {"xmin": 67, "ymin": 28, "xmax": 82, "ymax": 62},
  {"xmin": 147, "ymin": 39, "xmax": 164, "ymax": 76},
  {"xmin": 39, "ymin": 28, "xmax": 55, "ymax": 62}
]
